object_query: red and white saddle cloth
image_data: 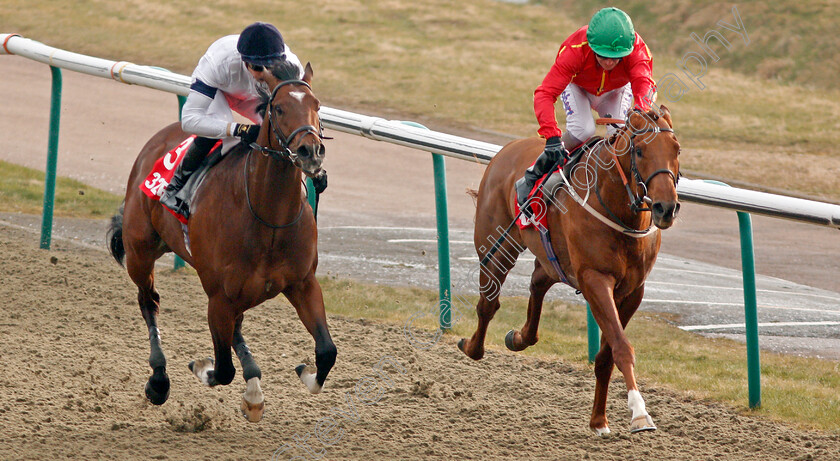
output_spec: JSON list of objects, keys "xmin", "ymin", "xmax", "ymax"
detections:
[
  {"xmin": 514, "ymin": 170, "xmax": 556, "ymax": 231},
  {"xmin": 139, "ymin": 136, "xmax": 221, "ymax": 224}
]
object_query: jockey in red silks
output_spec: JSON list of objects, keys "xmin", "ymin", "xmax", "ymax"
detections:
[{"xmin": 516, "ymin": 7, "xmax": 657, "ymax": 212}]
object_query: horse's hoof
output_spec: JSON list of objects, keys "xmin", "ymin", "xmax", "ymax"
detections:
[
  {"xmin": 457, "ymin": 338, "xmax": 466, "ymax": 352},
  {"xmin": 629, "ymin": 414, "xmax": 656, "ymax": 433},
  {"xmin": 504, "ymin": 330, "xmax": 517, "ymax": 351},
  {"xmin": 592, "ymin": 426, "xmax": 611, "ymax": 437},
  {"xmin": 144, "ymin": 378, "xmax": 170, "ymax": 405},
  {"xmin": 241, "ymin": 398, "xmax": 265, "ymax": 422},
  {"xmin": 240, "ymin": 377, "xmax": 264, "ymax": 422},
  {"xmin": 189, "ymin": 357, "xmax": 215, "ymax": 386},
  {"xmin": 296, "ymin": 364, "xmax": 322, "ymax": 394}
]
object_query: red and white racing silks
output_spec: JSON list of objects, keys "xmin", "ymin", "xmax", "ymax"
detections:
[{"xmin": 534, "ymin": 26, "xmax": 656, "ymax": 139}]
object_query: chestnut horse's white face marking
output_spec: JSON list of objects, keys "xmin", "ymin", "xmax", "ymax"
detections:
[{"xmin": 289, "ymin": 91, "xmax": 306, "ymax": 102}]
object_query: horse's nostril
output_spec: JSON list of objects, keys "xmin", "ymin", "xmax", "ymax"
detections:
[
  {"xmin": 651, "ymin": 202, "xmax": 664, "ymax": 216},
  {"xmin": 674, "ymin": 202, "xmax": 681, "ymax": 216}
]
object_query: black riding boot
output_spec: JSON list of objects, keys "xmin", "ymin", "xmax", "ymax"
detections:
[
  {"xmin": 159, "ymin": 136, "xmax": 215, "ymax": 216},
  {"xmin": 515, "ymin": 150, "xmax": 561, "ymax": 214}
]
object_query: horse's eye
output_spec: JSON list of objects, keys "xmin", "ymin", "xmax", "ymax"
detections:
[
  {"xmin": 635, "ymin": 147, "xmax": 643, "ymax": 157},
  {"xmin": 273, "ymin": 104, "xmax": 283, "ymax": 115}
]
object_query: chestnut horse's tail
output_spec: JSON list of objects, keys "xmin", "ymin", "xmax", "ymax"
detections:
[
  {"xmin": 107, "ymin": 201, "xmax": 126, "ymax": 267},
  {"xmin": 466, "ymin": 188, "xmax": 479, "ymax": 206}
]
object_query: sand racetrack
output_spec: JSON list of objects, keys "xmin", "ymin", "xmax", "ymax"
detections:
[
  {"xmin": 2, "ymin": 56, "xmax": 840, "ymax": 460},
  {"xmin": 2, "ymin": 223, "xmax": 840, "ymax": 461}
]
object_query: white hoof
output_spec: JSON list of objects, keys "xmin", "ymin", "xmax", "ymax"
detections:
[
  {"xmin": 295, "ymin": 364, "xmax": 322, "ymax": 394},
  {"xmin": 189, "ymin": 357, "xmax": 214, "ymax": 386},
  {"xmin": 241, "ymin": 377, "xmax": 265, "ymax": 423},
  {"xmin": 593, "ymin": 426, "xmax": 611, "ymax": 437}
]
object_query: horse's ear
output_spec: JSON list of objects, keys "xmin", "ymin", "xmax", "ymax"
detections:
[
  {"xmin": 659, "ymin": 105, "xmax": 673, "ymax": 127},
  {"xmin": 303, "ymin": 62, "xmax": 314, "ymax": 84}
]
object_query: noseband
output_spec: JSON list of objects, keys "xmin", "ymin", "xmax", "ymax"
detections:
[{"xmin": 248, "ymin": 79, "xmax": 326, "ymax": 168}]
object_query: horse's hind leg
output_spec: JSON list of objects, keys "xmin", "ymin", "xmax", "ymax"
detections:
[
  {"xmin": 458, "ymin": 238, "xmax": 522, "ymax": 361},
  {"xmin": 232, "ymin": 314, "xmax": 265, "ymax": 422},
  {"xmin": 125, "ymin": 247, "xmax": 170, "ymax": 405},
  {"xmin": 505, "ymin": 259, "xmax": 556, "ymax": 352},
  {"xmin": 284, "ymin": 273, "xmax": 337, "ymax": 394}
]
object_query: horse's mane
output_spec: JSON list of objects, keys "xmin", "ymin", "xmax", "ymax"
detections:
[{"xmin": 255, "ymin": 59, "xmax": 306, "ymax": 117}]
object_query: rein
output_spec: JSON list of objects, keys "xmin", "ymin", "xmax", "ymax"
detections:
[{"xmin": 244, "ymin": 78, "xmax": 325, "ymax": 229}]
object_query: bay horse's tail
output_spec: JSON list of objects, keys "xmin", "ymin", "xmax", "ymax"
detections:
[{"xmin": 107, "ymin": 201, "xmax": 126, "ymax": 267}]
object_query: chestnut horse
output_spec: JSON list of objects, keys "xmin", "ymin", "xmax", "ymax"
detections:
[
  {"xmin": 107, "ymin": 61, "xmax": 335, "ymax": 422},
  {"xmin": 458, "ymin": 107, "xmax": 680, "ymax": 435}
]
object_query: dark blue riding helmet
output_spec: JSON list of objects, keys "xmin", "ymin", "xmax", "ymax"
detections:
[{"xmin": 237, "ymin": 22, "xmax": 286, "ymax": 66}]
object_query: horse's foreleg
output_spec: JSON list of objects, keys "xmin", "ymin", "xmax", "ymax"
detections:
[
  {"xmin": 617, "ymin": 285, "xmax": 655, "ymax": 433},
  {"xmin": 582, "ymin": 273, "xmax": 654, "ymax": 434},
  {"xmin": 284, "ymin": 273, "xmax": 336, "ymax": 394},
  {"xmin": 189, "ymin": 296, "xmax": 237, "ymax": 387},
  {"xmin": 505, "ymin": 260, "xmax": 555, "ymax": 352},
  {"xmin": 232, "ymin": 314, "xmax": 264, "ymax": 422},
  {"xmin": 126, "ymin": 249, "xmax": 170, "ymax": 405}
]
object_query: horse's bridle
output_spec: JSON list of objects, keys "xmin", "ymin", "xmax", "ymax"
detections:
[
  {"xmin": 607, "ymin": 110, "xmax": 679, "ymax": 214},
  {"xmin": 248, "ymin": 79, "xmax": 327, "ymax": 169},
  {"xmin": 244, "ymin": 78, "xmax": 326, "ymax": 229}
]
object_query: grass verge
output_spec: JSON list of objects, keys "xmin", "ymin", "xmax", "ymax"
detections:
[{"xmin": 0, "ymin": 160, "xmax": 122, "ymax": 218}]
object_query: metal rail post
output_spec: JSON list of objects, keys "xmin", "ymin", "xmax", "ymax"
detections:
[
  {"xmin": 172, "ymin": 94, "xmax": 188, "ymax": 269},
  {"xmin": 39, "ymin": 66, "xmax": 62, "ymax": 249},
  {"xmin": 705, "ymin": 180, "xmax": 761, "ymax": 408},
  {"xmin": 586, "ymin": 303, "xmax": 600, "ymax": 363},
  {"xmin": 399, "ymin": 121, "xmax": 452, "ymax": 329}
]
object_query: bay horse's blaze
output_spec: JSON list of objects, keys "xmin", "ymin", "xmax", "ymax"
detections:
[
  {"xmin": 106, "ymin": 62, "xmax": 335, "ymax": 422},
  {"xmin": 458, "ymin": 107, "xmax": 680, "ymax": 435}
]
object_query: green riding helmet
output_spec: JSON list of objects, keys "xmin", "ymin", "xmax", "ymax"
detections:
[{"xmin": 587, "ymin": 7, "xmax": 635, "ymax": 59}]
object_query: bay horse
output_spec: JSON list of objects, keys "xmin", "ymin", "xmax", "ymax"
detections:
[
  {"xmin": 458, "ymin": 107, "xmax": 680, "ymax": 435},
  {"xmin": 107, "ymin": 61, "xmax": 335, "ymax": 422}
]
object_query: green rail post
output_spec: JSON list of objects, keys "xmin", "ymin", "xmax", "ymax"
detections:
[
  {"xmin": 586, "ymin": 303, "xmax": 600, "ymax": 363},
  {"xmin": 704, "ymin": 180, "xmax": 761, "ymax": 409},
  {"xmin": 399, "ymin": 121, "xmax": 451, "ymax": 329},
  {"xmin": 305, "ymin": 178, "xmax": 316, "ymax": 215},
  {"xmin": 432, "ymin": 153, "xmax": 452, "ymax": 329},
  {"xmin": 173, "ymin": 94, "xmax": 187, "ymax": 270},
  {"xmin": 737, "ymin": 211, "xmax": 761, "ymax": 408},
  {"xmin": 40, "ymin": 66, "xmax": 62, "ymax": 250}
]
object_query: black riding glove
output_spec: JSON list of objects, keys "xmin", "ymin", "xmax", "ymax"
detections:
[
  {"xmin": 234, "ymin": 123, "xmax": 260, "ymax": 144},
  {"xmin": 311, "ymin": 171, "xmax": 328, "ymax": 194},
  {"xmin": 544, "ymin": 136, "xmax": 570, "ymax": 165}
]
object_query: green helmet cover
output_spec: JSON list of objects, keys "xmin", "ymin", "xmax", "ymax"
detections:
[{"xmin": 587, "ymin": 7, "xmax": 635, "ymax": 58}]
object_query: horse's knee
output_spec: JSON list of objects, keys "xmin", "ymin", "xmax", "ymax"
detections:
[{"xmin": 611, "ymin": 343, "xmax": 635, "ymax": 373}]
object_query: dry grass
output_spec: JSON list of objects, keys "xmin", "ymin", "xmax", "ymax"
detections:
[{"xmin": 4, "ymin": 0, "xmax": 840, "ymax": 199}]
